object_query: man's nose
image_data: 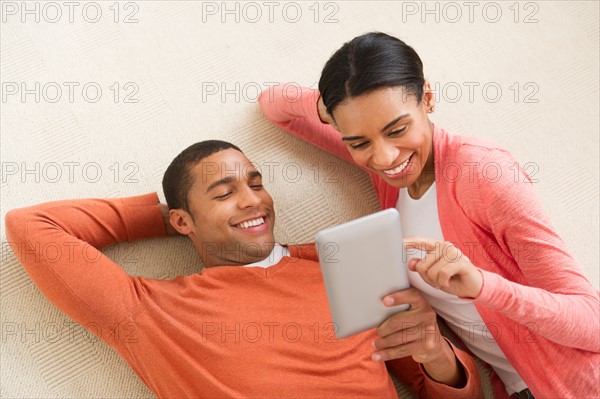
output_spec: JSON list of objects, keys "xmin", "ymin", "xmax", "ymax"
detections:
[{"xmin": 238, "ymin": 186, "xmax": 261, "ymax": 208}]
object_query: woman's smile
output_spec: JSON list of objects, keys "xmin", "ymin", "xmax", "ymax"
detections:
[{"xmin": 379, "ymin": 153, "xmax": 415, "ymax": 177}]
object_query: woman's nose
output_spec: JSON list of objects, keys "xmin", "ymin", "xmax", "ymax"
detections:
[{"xmin": 371, "ymin": 142, "xmax": 399, "ymax": 168}]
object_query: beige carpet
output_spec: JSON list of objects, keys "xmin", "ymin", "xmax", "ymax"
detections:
[{"xmin": 1, "ymin": 1, "xmax": 598, "ymax": 398}]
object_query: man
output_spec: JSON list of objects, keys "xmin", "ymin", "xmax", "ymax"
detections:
[{"xmin": 5, "ymin": 140, "xmax": 481, "ymax": 398}]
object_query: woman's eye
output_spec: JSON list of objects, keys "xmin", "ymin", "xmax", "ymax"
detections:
[
  {"xmin": 388, "ymin": 126, "xmax": 407, "ymax": 136},
  {"xmin": 350, "ymin": 142, "xmax": 369, "ymax": 150}
]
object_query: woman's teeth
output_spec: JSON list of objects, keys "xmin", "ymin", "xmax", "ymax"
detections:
[
  {"xmin": 237, "ymin": 217, "xmax": 265, "ymax": 229},
  {"xmin": 383, "ymin": 155, "xmax": 412, "ymax": 175}
]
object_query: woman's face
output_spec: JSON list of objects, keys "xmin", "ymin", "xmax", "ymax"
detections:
[{"xmin": 330, "ymin": 85, "xmax": 435, "ymax": 190}]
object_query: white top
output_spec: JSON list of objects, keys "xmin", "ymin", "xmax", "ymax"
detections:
[
  {"xmin": 243, "ymin": 243, "xmax": 290, "ymax": 268},
  {"xmin": 397, "ymin": 182, "xmax": 527, "ymax": 395}
]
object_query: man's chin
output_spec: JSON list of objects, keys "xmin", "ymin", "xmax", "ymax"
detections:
[
  {"xmin": 236, "ymin": 234, "xmax": 275, "ymax": 264},
  {"xmin": 241, "ymin": 238, "xmax": 276, "ymax": 261}
]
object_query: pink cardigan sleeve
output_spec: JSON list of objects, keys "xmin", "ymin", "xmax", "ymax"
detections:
[
  {"xmin": 258, "ymin": 85, "xmax": 355, "ymax": 164},
  {"xmin": 470, "ymin": 149, "xmax": 600, "ymax": 352},
  {"xmin": 4, "ymin": 194, "xmax": 166, "ymax": 330}
]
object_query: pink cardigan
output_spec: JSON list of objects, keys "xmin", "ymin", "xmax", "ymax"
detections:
[{"xmin": 259, "ymin": 86, "xmax": 600, "ymax": 399}]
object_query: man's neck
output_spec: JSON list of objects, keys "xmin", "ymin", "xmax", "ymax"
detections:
[
  {"xmin": 243, "ymin": 244, "xmax": 289, "ymax": 268},
  {"xmin": 199, "ymin": 243, "xmax": 287, "ymax": 268}
]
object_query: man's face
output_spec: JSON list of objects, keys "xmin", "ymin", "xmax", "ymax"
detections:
[{"xmin": 184, "ymin": 149, "xmax": 276, "ymax": 267}]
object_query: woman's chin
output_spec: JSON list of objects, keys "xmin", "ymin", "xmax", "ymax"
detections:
[{"xmin": 377, "ymin": 170, "xmax": 416, "ymax": 189}]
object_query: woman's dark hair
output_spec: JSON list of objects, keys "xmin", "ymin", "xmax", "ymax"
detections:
[
  {"xmin": 319, "ymin": 32, "xmax": 425, "ymax": 116},
  {"xmin": 162, "ymin": 140, "xmax": 242, "ymax": 213}
]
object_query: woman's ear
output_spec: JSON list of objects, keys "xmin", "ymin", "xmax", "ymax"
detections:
[
  {"xmin": 169, "ymin": 209, "xmax": 194, "ymax": 235},
  {"xmin": 331, "ymin": 120, "xmax": 341, "ymax": 132},
  {"xmin": 422, "ymin": 80, "xmax": 436, "ymax": 113},
  {"xmin": 317, "ymin": 95, "xmax": 338, "ymax": 127}
]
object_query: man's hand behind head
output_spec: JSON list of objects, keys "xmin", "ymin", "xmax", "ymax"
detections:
[{"xmin": 159, "ymin": 203, "xmax": 181, "ymax": 236}]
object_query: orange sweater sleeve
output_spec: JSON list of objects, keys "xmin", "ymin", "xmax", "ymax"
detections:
[
  {"xmin": 4, "ymin": 193, "xmax": 166, "ymax": 332},
  {"xmin": 386, "ymin": 338, "xmax": 482, "ymax": 399}
]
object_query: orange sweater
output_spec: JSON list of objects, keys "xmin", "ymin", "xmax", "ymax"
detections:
[{"xmin": 5, "ymin": 193, "xmax": 481, "ymax": 398}]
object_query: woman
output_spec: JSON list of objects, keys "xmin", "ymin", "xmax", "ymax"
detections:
[{"xmin": 259, "ymin": 32, "xmax": 599, "ymax": 399}]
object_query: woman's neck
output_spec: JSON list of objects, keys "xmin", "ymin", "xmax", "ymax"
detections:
[{"xmin": 408, "ymin": 122, "xmax": 436, "ymax": 199}]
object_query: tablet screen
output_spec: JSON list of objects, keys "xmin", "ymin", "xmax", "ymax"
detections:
[{"xmin": 316, "ymin": 208, "xmax": 410, "ymax": 338}]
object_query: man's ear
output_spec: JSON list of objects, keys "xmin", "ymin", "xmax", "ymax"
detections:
[{"xmin": 169, "ymin": 209, "xmax": 194, "ymax": 235}]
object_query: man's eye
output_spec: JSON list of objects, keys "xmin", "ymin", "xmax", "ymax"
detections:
[
  {"xmin": 388, "ymin": 126, "xmax": 407, "ymax": 136},
  {"xmin": 250, "ymin": 184, "xmax": 263, "ymax": 190},
  {"xmin": 215, "ymin": 192, "xmax": 232, "ymax": 200}
]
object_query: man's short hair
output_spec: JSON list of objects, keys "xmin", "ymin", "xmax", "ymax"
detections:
[{"xmin": 162, "ymin": 140, "xmax": 242, "ymax": 213}]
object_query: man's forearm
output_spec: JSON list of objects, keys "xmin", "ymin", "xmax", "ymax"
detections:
[
  {"xmin": 4, "ymin": 193, "xmax": 168, "ymax": 328},
  {"xmin": 7, "ymin": 193, "xmax": 167, "ymax": 249},
  {"xmin": 421, "ymin": 340, "xmax": 466, "ymax": 388}
]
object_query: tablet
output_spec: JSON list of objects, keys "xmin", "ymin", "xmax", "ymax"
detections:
[{"xmin": 315, "ymin": 208, "xmax": 410, "ymax": 339}]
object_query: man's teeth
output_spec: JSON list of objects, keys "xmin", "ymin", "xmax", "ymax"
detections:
[
  {"xmin": 237, "ymin": 217, "xmax": 265, "ymax": 229},
  {"xmin": 383, "ymin": 155, "xmax": 412, "ymax": 176}
]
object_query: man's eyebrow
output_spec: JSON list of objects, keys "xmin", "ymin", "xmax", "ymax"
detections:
[
  {"xmin": 205, "ymin": 176, "xmax": 236, "ymax": 193},
  {"xmin": 205, "ymin": 171, "xmax": 263, "ymax": 193},
  {"xmin": 248, "ymin": 170, "xmax": 262, "ymax": 180},
  {"xmin": 340, "ymin": 114, "xmax": 411, "ymax": 141}
]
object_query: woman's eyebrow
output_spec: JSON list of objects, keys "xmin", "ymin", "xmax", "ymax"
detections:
[
  {"xmin": 380, "ymin": 114, "xmax": 410, "ymax": 132},
  {"xmin": 341, "ymin": 114, "xmax": 411, "ymax": 141},
  {"xmin": 341, "ymin": 135, "xmax": 365, "ymax": 141}
]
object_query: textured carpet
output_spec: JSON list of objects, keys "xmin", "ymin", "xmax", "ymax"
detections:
[{"xmin": 1, "ymin": 1, "xmax": 598, "ymax": 398}]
